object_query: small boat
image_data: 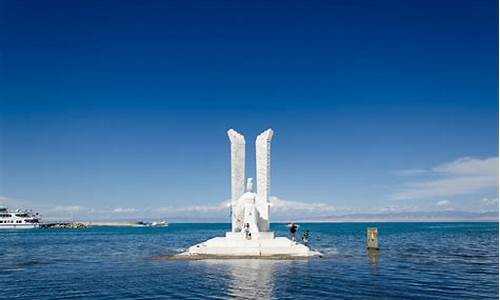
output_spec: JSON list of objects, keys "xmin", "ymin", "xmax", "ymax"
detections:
[
  {"xmin": 135, "ymin": 220, "xmax": 168, "ymax": 227},
  {"xmin": 0, "ymin": 205, "xmax": 41, "ymax": 229},
  {"xmin": 150, "ymin": 221, "xmax": 168, "ymax": 227}
]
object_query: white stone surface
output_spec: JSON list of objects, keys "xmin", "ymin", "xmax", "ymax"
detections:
[
  {"xmin": 228, "ymin": 129, "xmax": 273, "ymax": 233},
  {"xmin": 227, "ymin": 129, "xmax": 245, "ymax": 232},
  {"xmin": 225, "ymin": 231, "xmax": 274, "ymax": 240},
  {"xmin": 182, "ymin": 234, "xmax": 321, "ymax": 257},
  {"xmin": 255, "ymin": 129, "xmax": 273, "ymax": 232}
]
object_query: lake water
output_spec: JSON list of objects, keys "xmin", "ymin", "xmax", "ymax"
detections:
[{"xmin": 0, "ymin": 222, "xmax": 498, "ymax": 299}]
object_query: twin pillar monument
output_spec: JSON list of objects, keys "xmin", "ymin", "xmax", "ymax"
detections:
[
  {"xmin": 179, "ymin": 129, "xmax": 321, "ymax": 258},
  {"xmin": 227, "ymin": 128, "xmax": 272, "ymax": 235}
]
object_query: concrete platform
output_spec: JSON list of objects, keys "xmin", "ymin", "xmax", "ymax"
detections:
[{"xmin": 177, "ymin": 232, "xmax": 322, "ymax": 258}]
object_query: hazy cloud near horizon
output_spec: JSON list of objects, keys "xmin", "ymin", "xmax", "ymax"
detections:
[
  {"xmin": 390, "ymin": 157, "xmax": 498, "ymax": 201},
  {"xmin": 0, "ymin": 195, "xmax": 346, "ymax": 220}
]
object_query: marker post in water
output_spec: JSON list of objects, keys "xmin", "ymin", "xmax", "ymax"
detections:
[{"xmin": 367, "ymin": 227, "xmax": 379, "ymax": 250}]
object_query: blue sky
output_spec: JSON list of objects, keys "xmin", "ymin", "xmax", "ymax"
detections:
[{"xmin": 1, "ymin": 0, "xmax": 498, "ymax": 220}]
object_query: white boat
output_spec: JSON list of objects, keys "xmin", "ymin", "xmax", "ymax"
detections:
[
  {"xmin": 0, "ymin": 206, "xmax": 41, "ymax": 229},
  {"xmin": 135, "ymin": 220, "xmax": 168, "ymax": 227},
  {"xmin": 151, "ymin": 221, "xmax": 168, "ymax": 227}
]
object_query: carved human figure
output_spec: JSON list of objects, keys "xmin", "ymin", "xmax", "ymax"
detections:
[{"xmin": 234, "ymin": 178, "xmax": 260, "ymax": 236}]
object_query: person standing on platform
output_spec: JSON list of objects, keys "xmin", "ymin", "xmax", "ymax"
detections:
[
  {"xmin": 302, "ymin": 229, "xmax": 310, "ymax": 246},
  {"xmin": 290, "ymin": 223, "xmax": 298, "ymax": 241}
]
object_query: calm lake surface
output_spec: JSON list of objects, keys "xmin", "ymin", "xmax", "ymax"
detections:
[{"xmin": 0, "ymin": 222, "xmax": 498, "ymax": 299}]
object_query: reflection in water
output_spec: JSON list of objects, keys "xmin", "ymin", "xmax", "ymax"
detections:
[
  {"xmin": 367, "ymin": 249, "xmax": 380, "ymax": 290},
  {"xmin": 367, "ymin": 249, "xmax": 380, "ymax": 268},
  {"xmin": 203, "ymin": 259, "xmax": 276, "ymax": 300}
]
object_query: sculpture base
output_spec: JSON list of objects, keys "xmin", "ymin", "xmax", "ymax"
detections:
[{"xmin": 178, "ymin": 232, "xmax": 322, "ymax": 258}]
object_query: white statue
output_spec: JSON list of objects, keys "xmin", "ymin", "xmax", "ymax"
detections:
[
  {"xmin": 179, "ymin": 128, "xmax": 322, "ymax": 257},
  {"xmin": 228, "ymin": 129, "xmax": 273, "ymax": 234}
]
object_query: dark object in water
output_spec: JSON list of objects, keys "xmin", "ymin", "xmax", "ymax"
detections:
[
  {"xmin": 41, "ymin": 222, "xmax": 87, "ymax": 229},
  {"xmin": 367, "ymin": 227, "xmax": 379, "ymax": 250}
]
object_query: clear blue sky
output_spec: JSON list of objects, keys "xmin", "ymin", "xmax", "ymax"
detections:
[{"xmin": 1, "ymin": 0, "xmax": 498, "ymax": 220}]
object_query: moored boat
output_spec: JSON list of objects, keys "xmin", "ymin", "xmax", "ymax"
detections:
[{"xmin": 0, "ymin": 205, "xmax": 41, "ymax": 229}]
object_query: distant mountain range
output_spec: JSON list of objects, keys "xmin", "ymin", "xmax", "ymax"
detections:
[
  {"xmin": 310, "ymin": 211, "xmax": 499, "ymax": 222},
  {"xmin": 141, "ymin": 211, "xmax": 499, "ymax": 223},
  {"xmin": 61, "ymin": 211, "xmax": 499, "ymax": 223}
]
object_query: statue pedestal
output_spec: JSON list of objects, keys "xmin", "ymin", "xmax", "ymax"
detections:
[
  {"xmin": 225, "ymin": 231, "xmax": 274, "ymax": 240},
  {"xmin": 178, "ymin": 232, "xmax": 322, "ymax": 258}
]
